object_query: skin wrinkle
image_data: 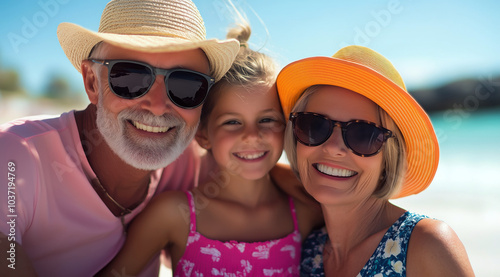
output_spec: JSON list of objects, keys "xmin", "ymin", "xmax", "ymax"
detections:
[
  {"xmin": 96, "ymin": 91, "xmax": 195, "ymax": 170},
  {"xmin": 347, "ymin": 169, "xmax": 379, "ymax": 200},
  {"xmin": 86, "ymin": 42, "xmax": 208, "ymax": 171}
]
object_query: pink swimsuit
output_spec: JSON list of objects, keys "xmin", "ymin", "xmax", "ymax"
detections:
[{"xmin": 173, "ymin": 191, "xmax": 301, "ymax": 276}]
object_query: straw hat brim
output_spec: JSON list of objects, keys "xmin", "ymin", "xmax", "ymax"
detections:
[
  {"xmin": 57, "ymin": 23, "xmax": 240, "ymax": 81},
  {"xmin": 277, "ymin": 56, "xmax": 439, "ymax": 198}
]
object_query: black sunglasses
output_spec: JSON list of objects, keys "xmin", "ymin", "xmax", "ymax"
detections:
[
  {"xmin": 290, "ymin": 112, "xmax": 395, "ymax": 157},
  {"xmin": 91, "ymin": 59, "xmax": 215, "ymax": 109}
]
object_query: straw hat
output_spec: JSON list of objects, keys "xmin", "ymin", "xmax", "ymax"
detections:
[
  {"xmin": 57, "ymin": 0, "xmax": 240, "ymax": 81},
  {"xmin": 277, "ymin": 45, "xmax": 439, "ymax": 198}
]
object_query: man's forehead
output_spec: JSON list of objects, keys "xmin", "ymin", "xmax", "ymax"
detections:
[{"xmin": 92, "ymin": 42, "xmax": 200, "ymax": 56}]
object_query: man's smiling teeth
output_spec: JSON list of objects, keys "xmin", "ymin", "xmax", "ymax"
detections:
[
  {"xmin": 235, "ymin": 152, "xmax": 266, "ymax": 160},
  {"xmin": 132, "ymin": 121, "xmax": 170, "ymax": 133},
  {"xmin": 316, "ymin": 164, "xmax": 357, "ymax": 177}
]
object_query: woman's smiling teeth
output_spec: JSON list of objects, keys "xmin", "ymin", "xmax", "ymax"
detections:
[
  {"xmin": 315, "ymin": 164, "xmax": 358, "ymax": 178},
  {"xmin": 132, "ymin": 121, "xmax": 170, "ymax": 133},
  {"xmin": 234, "ymin": 152, "xmax": 266, "ymax": 160}
]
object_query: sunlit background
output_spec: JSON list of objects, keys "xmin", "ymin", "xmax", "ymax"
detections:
[{"xmin": 1, "ymin": 0, "xmax": 499, "ymax": 276}]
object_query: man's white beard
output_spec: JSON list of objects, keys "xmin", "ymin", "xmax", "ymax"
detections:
[{"xmin": 95, "ymin": 94, "xmax": 197, "ymax": 170}]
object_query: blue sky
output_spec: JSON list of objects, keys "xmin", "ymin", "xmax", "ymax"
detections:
[{"xmin": 1, "ymin": 0, "xmax": 500, "ymax": 96}]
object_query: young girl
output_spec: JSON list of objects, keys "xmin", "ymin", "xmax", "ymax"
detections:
[{"xmin": 96, "ymin": 23, "xmax": 322, "ymax": 277}]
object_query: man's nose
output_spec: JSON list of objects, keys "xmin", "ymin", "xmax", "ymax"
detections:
[{"xmin": 138, "ymin": 75, "xmax": 173, "ymax": 115}]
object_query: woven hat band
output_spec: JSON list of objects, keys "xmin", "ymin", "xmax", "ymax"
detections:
[
  {"xmin": 332, "ymin": 46, "xmax": 406, "ymax": 91},
  {"xmin": 99, "ymin": 0, "xmax": 206, "ymax": 41}
]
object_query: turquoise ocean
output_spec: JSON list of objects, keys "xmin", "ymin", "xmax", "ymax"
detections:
[{"xmin": 391, "ymin": 108, "xmax": 500, "ymax": 276}]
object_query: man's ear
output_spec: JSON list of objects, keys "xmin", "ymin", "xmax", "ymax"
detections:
[
  {"xmin": 195, "ymin": 127, "xmax": 211, "ymax": 150},
  {"xmin": 81, "ymin": 60, "xmax": 99, "ymax": 105}
]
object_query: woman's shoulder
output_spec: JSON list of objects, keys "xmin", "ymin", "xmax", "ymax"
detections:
[
  {"xmin": 407, "ymin": 217, "xmax": 474, "ymax": 276},
  {"xmin": 410, "ymin": 217, "xmax": 458, "ymax": 247},
  {"xmin": 410, "ymin": 217, "xmax": 462, "ymax": 253}
]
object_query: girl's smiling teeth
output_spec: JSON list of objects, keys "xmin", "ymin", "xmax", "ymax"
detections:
[
  {"xmin": 314, "ymin": 163, "xmax": 358, "ymax": 178},
  {"xmin": 234, "ymin": 151, "xmax": 267, "ymax": 160},
  {"xmin": 131, "ymin": 121, "xmax": 170, "ymax": 133}
]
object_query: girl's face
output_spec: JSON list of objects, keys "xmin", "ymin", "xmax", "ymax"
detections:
[
  {"xmin": 296, "ymin": 86, "xmax": 385, "ymax": 205},
  {"xmin": 203, "ymin": 85, "xmax": 285, "ymax": 181}
]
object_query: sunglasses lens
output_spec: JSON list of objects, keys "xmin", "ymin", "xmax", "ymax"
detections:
[
  {"xmin": 345, "ymin": 122, "xmax": 386, "ymax": 156},
  {"xmin": 109, "ymin": 62, "xmax": 153, "ymax": 99},
  {"xmin": 167, "ymin": 71, "xmax": 210, "ymax": 108},
  {"xmin": 294, "ymin": 113, "xmax": 332, "ymax": 146}
]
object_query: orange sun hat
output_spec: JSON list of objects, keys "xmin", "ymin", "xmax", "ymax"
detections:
[{"xmin": 276, "ymin": 45, "xmax": 439, "ymax": 198}]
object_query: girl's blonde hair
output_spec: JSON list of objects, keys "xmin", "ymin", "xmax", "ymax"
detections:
[
  {"xmin": 283, "ymin": 85, "xmax": 407, "ymax": 199},
  {"xmin": 199, "ymin": 22, "xmax": 278, "ymax": 128}
]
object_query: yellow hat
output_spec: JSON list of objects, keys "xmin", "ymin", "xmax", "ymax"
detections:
[
  {"xmin": 277, "ymin": 45, "xmax": 439, "ymax": 198},
  {"xmin": 57, "ymin": 0, "xmax": 240, "ymax": 81}
]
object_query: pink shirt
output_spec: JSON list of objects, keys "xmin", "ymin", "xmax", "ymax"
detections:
[
  {"xmin": 174, "ymin": 191, "xmax": 301, "ymax": 276},
  {"xmin": 0, "ymin": 111, "xmax": 201, "ymax": 277}
]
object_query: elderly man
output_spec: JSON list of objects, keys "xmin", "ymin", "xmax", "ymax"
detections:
[{"xmin": 0, "ymin": 0, "xmax": 242, "ymax": 276}]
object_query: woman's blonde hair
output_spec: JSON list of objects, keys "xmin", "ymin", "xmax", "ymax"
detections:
[
  {"xmin": 199, "ymin": 22, "xmax": 278, "ymax": 128},
  {"xmin": 283, "ymin": 85, "xmax": 407, "ymax": 199}
]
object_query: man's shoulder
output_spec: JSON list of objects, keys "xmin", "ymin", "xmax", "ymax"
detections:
[{"xmin": 0, "ymin": 111, "xmax": 74, "ymax": 140}]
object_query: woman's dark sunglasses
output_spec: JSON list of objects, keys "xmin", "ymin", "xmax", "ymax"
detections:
[
  {"xmin": 290, "ymin": 112, "xmax": 395, "ymax": 157},
  {"xmin": 90, "ymin": 59, "xmax": 215, "ymax": 109}
]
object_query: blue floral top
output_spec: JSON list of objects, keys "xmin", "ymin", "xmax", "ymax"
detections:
[{"xmin": 301, "ymin": 211, "xmax": 428, "ymax": 277}]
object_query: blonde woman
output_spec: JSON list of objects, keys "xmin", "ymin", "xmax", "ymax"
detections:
[{"xmin": 277, "ymin": 45, "xmax": 475, "ymax": 276}]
